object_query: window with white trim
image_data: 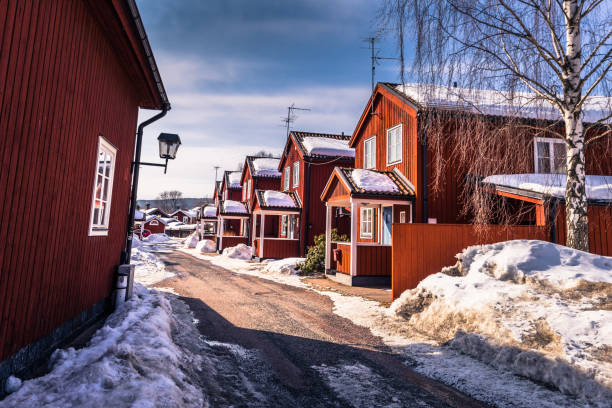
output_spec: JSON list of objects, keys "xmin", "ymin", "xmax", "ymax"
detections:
[
  {"xmin": 386, "ymin": 124, "xmax": 402, "ymax": 165},
  {"xmin": 535, "ymin": 137, "xmax": 566, "ymax": 174},
  {"xmin": 293, "ymin": 161, "xmax": 300, "ymax": 187},
  {"xmin": 360, "ymin": 207, "xmax": 373, "ymax": 238},
  {"xmin": 281, "ymin": 215, "xmax": 288, "ymax": 236},
  {"xmin": 364, "ymin": 136, "xmax": 376, "ymax": 169},
  {"xmin": 242, "ymin": 183, "xmax": 247, "ymax": 201},
  {"xmin": 89, "ymin": 136, "xmax": 117, "ymax": 236},
  {"xmin": 247, "ymin": 179, "xmax": 252, "ymax": 199},
  {"xmin": 149, "ymin": 220, "xmax": 159, "ymax": 226},
  {"xmin": 284, "ymin": 166, "xmax": 290, "ymax": 190}
]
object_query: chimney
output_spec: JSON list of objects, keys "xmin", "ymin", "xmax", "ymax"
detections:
[
  {"xmin": 145, "ymin": 203, "xmax": 150, "ymax": 210},
  {"xmin": 453, "ymin": 81, "xmax": 457, "ymax": 88}
]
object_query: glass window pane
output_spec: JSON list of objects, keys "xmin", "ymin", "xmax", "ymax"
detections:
[
  {"xmin": 104, "ymin": 152, "xmax": 111, "ymax": 177},
  {"xmin": 96, "ymin": 175, "xmax": 103, "ymax": 199},
  {"xmin": 553, "ymin": 143, "xmax": 566, "ymax": 173},
  {"xmin": 103, "ymin": 176, "xmax": 109, "ymax": 201},
  {"xmin": 537, "ymin": 142, "xmax": 550, "ymax": 158},
  {"xmin": 93, "ymin": 206, "xmax": 100, "ymax": 226},
  {"xmin": 538, "ymin": 158, "xmax": 551, "ymax": 173},
  {"xmin": 99, "ymin": 202, "xmax": 106, "ymax": 226}
]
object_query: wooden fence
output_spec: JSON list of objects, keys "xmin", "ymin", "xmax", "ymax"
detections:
[
  {"xmin": 254, "ymin": 238, "xmax": 300, "ymax": 259},
  {"xmin": 553, "ymin": 204, "xmax": 612, "ymax": 256},
  {"xmin": 391, "ymin": 224, "xmax": 548, "ymax": 299}
]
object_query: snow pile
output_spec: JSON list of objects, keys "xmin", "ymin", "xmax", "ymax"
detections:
[
  {"xmin": 131, "ymin": 247, "xmax": 174, "ymax": 286},
  {"xmin": 222, "ymin": 244, "xmax": 253, "ymax": 260},
  {"xmin": 0, "ymin": 285, "xmax": 204, "ymax": 407},
  {"xmin": 203, "ymin": 205, "xmax": 217, "ymax": 218},
  {"xmin": 262, "ymin": 258, "xmax": 305, "ymax": 275},
  {"xmin": 144, "ymin": 233, "xmax": 172, "ymax": 243},
  {"xmin": 251, "ymin": 158, "xmax": 281, "ymax": 177},
  {"xmin": 134, "ymin": 210, "xmax": 145, "ymax": 220},
  {"xmin": 484, "ymin": 173, "xmax": 612, "ymax": 200},
  {"xmin": 390, "ymin": 240, "xmax": 612, "ymax": 403},
  {"xmin": 183, "ymin": 232, "xmax": 199, "ymax": 249},
  {"xmin": 263, "ymin": 190, "xmax": 296, "ymax": 207},
  {"xmin": 132, "ymin": 235, "xmax": 142, "ymax": 248},
  {"xmin": 196, "ymin": 239, "xmax": 216, "ymax": 253},
  {"xmin": 166, "ymin": 223, "xmax": 197, "ymax": 231},
  {"xmin": 228, "ymin": 172, "xmax": 242, "ymax": 188},
  {"xmin": 223, "ymin": 200, "xmax": 247, "ymax": 214},
  {"xmin": 301, "ymin": 136, "xmax": 354, "ymax": 157},
  {"xmin": 351, "ymin": 169, "xmax": 399, "ymax": 193}
]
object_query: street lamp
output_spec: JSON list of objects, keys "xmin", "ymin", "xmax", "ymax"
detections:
[{"xmin": 158, "ymin": 132, "xmax": 181, "ymax": 163}]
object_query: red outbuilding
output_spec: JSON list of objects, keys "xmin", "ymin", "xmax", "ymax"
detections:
[{"xmin": 0, "ymin": 0, "xmax": 169, "ymax": 383}]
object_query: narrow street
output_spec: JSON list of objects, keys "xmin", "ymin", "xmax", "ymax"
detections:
[{"xmin": 155, "ymin": 250, "xmax": 487, "ymax": 408}]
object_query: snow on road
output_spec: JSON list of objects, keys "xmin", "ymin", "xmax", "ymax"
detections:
[{"xmin": 180, "ymin": 243, "xmax": 609, "ymax": 408}]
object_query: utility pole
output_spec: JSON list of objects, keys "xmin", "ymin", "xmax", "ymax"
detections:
[
  {"xmin": 283, "ymin": 103, "xmax": 310, "ymax": 137},
  {"xmin": 214, "ymin": 166, "xmax": 220, "ymax": 181}
]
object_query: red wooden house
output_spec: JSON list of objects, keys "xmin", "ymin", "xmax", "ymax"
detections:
[
  {"xmin": 170, "ymin": 209, "xmax": 196, "ymax": 224},
  {"xmin": 321, "ymin": 82, "xmax": 611, "ymax": 292},
  {"xmin": 0, "ymin": 0, "xmax": 169, "ymax": 385},
  {"xmin": 216, "ymin": 170, "xmax": 249, "ymax": 251},
  {"xmin": 257, "ymin": 131, "xmax": 355, "ymax": 258},
  {"xmin": 141, "ymin": 215, "xmax": 168, "ymax": 235}
]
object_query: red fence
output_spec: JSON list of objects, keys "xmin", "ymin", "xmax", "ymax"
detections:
[
  {"xmin": 554, "ymin": 204, "xmax": 612, "ymax": 256},
  {"xmin": 392, "ymin": 224, "xmax": 548, "ymax": 299}
]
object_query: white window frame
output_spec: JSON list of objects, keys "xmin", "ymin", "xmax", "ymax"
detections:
[
  {"xmin": 247, "ymin": 179, "xmax": 252, "ymax": 199},
  {"xmin": 281, "ymin": 215, "xmax": 288, "ymax": 237},
  {"xmin": 88, "ymin": 136, "xmax": 117, "ymax": 236},
  {"xmin": 284, "ymin": 166, "xmax": 291, "ymax": 191},
  {"xmin": 293, "ymin": 161, "xmax": 300, "ymax": 187},
  {"xmin": 149, "ymin": 220, "xmax": 159, "ymax": 226},
  {"xmin": 363, "ymin": 136, "xmax": 376, "ymax": 169},
  {"xmin": 360, "ymin": 207, "xmax": 373, "ymax": 238},
  {"xmin": 242, "ymin": 183, "xmax": 247, "ymax": 201},
  {"xmin": 534, "ymin": 137, "xmax": 566, "ymax": 174},
  {"xmin": 386, "ymin": 124, "xmax": 403, "ymax": 165}
]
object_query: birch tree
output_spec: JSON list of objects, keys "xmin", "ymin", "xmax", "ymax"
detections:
[{"xmin": 380, "ymin": 0, "xmax": 612, "ymax": 251}]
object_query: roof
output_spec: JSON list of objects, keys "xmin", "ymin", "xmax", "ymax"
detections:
[
  {"xmin": 245, "ymin": 156, "xmax": 282, "ymax": 179},
  {"xmin": 255, "ymin": 190, "xmax": 302, "ymax": 211},
  {"xmin": 224, "ymin": 171, "xmax": 242, "ymax": 189},
  {"xmin": 144, "ymin": 215, "xmax": 169, "ymax": 224},
  {"xmin": 134, "ymin": 210, "xmax": 145, "ymax": 221},
  {"xmin": 219, "ymin": 200, "xmax": 249, "ymax": 216},
  {"xmin": 171, "ymin": 209, "xmax": 197, "ymax": 218},
  {"xmin": 202, "ymin": 205, "xmax": 217, "ymax": 218},
  {"xmin": 322, "ymin": 167, "xmax": 416, "ymax": 201},
  {"xmin": 280, "ymin": 131, "xmax": 355, "ymax": 168}
]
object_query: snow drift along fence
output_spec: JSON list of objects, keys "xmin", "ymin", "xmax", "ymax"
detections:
[{"xmin": 391, "ymin": 224, "xmax": 548, "ymax": 299}]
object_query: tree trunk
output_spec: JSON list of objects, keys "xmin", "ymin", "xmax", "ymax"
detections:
[{"xmin": 563, "ymin": 0, "xmax": 588, "ymax": 251}]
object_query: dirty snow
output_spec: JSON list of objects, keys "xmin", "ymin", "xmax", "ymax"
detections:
[
  {"xmin": 484, "ymin": 173, "xmax": 612, "ymax": 200},
  {"xmin": 301, "ymin": 136, "xmax": 355, "ymax": 157},
  {"xmin": 263, "ymin": 190, "xmax": 296, "ymax": 207},
  {"xmin": 222, "ymin": 244, "xmax": 253, "ymax": 260},
  {"xmin": 144, "ymin": 233, "xmax": 172, "ymax": 243},
  {"xmin": 131, "ymin": 246, "xmax": 175, "ymax": 286},
  {"xmin": 196, "ymin": 239, "xmax": 216, "ymax": 253},
  {"xmin": 351, "ymin": 169, "xmax": 399, "ymax": 193},
  {"xmin": 261, "ymin": 257, "xmax": 305, "ymax": 275},
  {"xmin": 251, "ymin": 157, "xmax": 281, "ymax": 177},
  {"xmin": 223, "ymin": 200, "xmax": 247, "ymax": 214},
  {"xmin": 183, "ymin": 232, "xmax": 199, "ymax": 249},
  {"xmin": 203, "ymin": 205, "xmax": 217, "ymax": 218}
]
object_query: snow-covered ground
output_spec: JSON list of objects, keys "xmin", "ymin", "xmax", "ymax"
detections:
[{"xmin": 181, "ymin": 242, "xmax": 611, "ymax": 408}]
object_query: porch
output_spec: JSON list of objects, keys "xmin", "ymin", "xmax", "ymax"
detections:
[{"xmin": 217, "ymin": 200, "xmax": 250, "ymax": 252}]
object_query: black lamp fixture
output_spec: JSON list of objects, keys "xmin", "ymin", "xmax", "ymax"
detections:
[{"xmin": 157, "ymin": 132, "xmax": 181, "ymax": 173}]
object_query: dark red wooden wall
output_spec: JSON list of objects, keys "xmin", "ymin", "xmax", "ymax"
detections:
[{"xmin": 0, "ymin": 0, "xmax": 144, "ymax": 361}]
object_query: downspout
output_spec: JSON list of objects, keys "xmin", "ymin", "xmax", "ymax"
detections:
[
  {"xmin": 548, "ymin": 198, "xmax": 559, "ymax": 244},
  {"xmin": 419, "ymin": 112, "xmax": 428, "ymax": 223},
  {"xmin": 303, "ymin": 158, "xmax": 312, "ymax": 256},
  {"xmin": 121, "ymin": 106, "xmax": 169, "ymax": 265}
]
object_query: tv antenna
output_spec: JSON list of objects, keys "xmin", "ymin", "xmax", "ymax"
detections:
[
  {"xmin": 282, "ymin": 103, "xmax": 311, "ymax": 137},
  {"xmin": 363, "ymin": 37, "xmax": 398, "ymax": 115},
  {"xmin": 213, "ymin": 166, "xmax": 220, "ymax": 181}
]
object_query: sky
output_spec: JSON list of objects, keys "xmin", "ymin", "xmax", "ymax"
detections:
[{"xmin": 135, "ymin": 0, "xmax": 402, "ymax": 199}]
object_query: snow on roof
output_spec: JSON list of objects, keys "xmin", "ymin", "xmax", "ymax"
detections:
[
  {"xmin": 223, "ymin": 200, "xmax": 247, "ymax": 214},
  {"xmin": 203, "ymin": 206, "xmax": 217, "ymax": 217},
  {"xmin": 143, "ymin": 208, "xmax": 159, "ymax": 214},
  {"xmin": 252, "ymin": 158, "xmax": 281, "ymax": 177},
  {"xmin": 134, "ymin": 210, "xmax": 145, "ymax": 220},
  {"xmin": 394, "ymin": 83, "xmax": 612, "ymax": 123},
  {"xmin": 145, "ymin": 215, "xmax": 169, "ymax": 224},
  {"xmin": 351, "ymin": 169, "xmax": 400, "ymax": 193},
  {"xmin": 483, "ymin": 174, "xmax": 612, "ymax": 200},
  {"xmin": 301, "ymin": 136, "xmax": 354, "ymax": 157},
  {"xmin": 227, "ymin": 172, "xmax": 242, "ymax": 188},
  {"xmin": 263, "ymin": 190, "xmax": 296, "ymax": 207}
]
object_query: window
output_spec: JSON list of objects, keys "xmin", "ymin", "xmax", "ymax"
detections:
[
  {"xmin": 89, "ymin": 136, "xmax": 117, "ymax": 236},
  {"xmin": 360, "ymin": 207, "xmax": 373, "ymax": 238},
  {"xmin": 293, "ymin": 161, "xmax": 300, "ymax": 187},
  {"xmin": 284, "ymin": 166, "xmax": 290, "ymax": 190},
  {"xmin": 364, "ymin": 136, "xmax": 376, "ymax": 169},
  {"xmin": 247, "ymin": 179, "xmax": 252, "ymax": 199},
  {"xmin": 399, "ymin": 211, "xmax": 406, "ymax": 223},
  {"xmin": 242, "ymin": 183, "xmax": 247, "ymax": 201},
  {"xmin": 535, "ymin": 137, "xmax": 566, "ymax": 174},
  {"xmin": 288, "ymin": 214, "xmax": 296, "ymax": 239},
  {"xmin": 149, "ymin": 220, "xmax": 159, "ymax": 226},
  {"xmin": 386, "ymin": 124, "xmax": 402, "ymax": 165},
  {"xmin": 281, "ymin": 215, "xmax": 288, "ymax": 236}
]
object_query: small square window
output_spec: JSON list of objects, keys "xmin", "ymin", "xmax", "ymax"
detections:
[{"xmin": 535, "ymin": 137, "xmax": 566, "ymax": 174}]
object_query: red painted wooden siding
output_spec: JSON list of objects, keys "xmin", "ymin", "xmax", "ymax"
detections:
[
  {"xmin": 0, "ymin": 0, "xmax": 143, "ymax": 360},
  {"xmin": 144, "ymin": 221, "xmax": 166, "ymax": 234},
  {"xmin": 392, "ymin": 224, "xmax": 549, "ymax": 299},
  {"xmin": 253, "ymin": 238, "xmax": 299, "ymax": 259},
  {"xmin": 334, "ymin": 243, "xmax": 351, "ymax": 274},
  {"xmin": 356, "ymin": 245, "xmax": 392, "ymax": 276},
  {"xmin": 553, "ymin": 205, "xmax": 612, "ymax": 256},
  {"xmin": 218, "ymin": 236, "xmax": 249, "ymax": 251}
]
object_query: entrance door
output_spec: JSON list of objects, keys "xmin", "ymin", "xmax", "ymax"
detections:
[{"xmin": 382, "ymin": 206, "xmax": 392, "ymax": 245}]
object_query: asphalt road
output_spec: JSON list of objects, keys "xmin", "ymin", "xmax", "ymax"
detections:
[{"xmin": 156, "ymin": 251, "xmax": 488, "ymax": 408}]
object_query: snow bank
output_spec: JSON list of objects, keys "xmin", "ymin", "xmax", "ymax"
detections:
[
  {"xmin": 223, "ymin": 200, "xmax": 247, "ymax": 214},
  {"xmin": 183, "ymin": 232, "xmax": 199, "ymax": 249},
  {"xmin": 301, "ymin": 136, "xmax": 354, "ymax": 157},
  {"xmin": 262, "ymin": 258, "xmax": 305, "ymax": 275},
  {"xmin": 132, "ymin": 235, "xmax": 142, "ymax": 249},
  {"xmin": 263, "ymin": 190, "xmax": 296, "ymax": 207},
  {"xmin": 351, "ymin": 169, "xmax": 399, "ymax": 193},
  {"xmin": 390, "ymin": 240, "xmax": 612, "ymax": 404},
  {"xmin": 131, "ymin": 247, "xmax": 174, "ymax": 286},
  {"xmin": 483, "ymin": 173, "xmax": 612, "ymax": 200},
  {"xmin": 196, "ymin": 239, "xmax": 216, "ymax": 253},
  {"xmin": 145, "ymin": 233, "xmax": 172, "ymax": 243},
  {"xmin": 0, "ymin": 285, "xmax": 204, "ymax": 407},
  {"xmin": 203, "ymin": 205, "xmax": 217, "ymax": 217},
  {"xmin": 252, "ymin": 158, "xmax": 281, "ymax": 177},
  {"xmin": 228, "ymin": 171, "xmax": 242, "ymax": 188},
  {"xmin": 222, "ymin": 244, "xmax": 253, "ymax": 260}
]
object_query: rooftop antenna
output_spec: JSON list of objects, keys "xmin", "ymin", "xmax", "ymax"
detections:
[
  {"xmin": 363, "ymin": 36, "xmax": 398, "ymax": 116},
  {"xmin": 213, "ymin": 166, "xmax": 220, "ymax": 181},
  {"xmin": 283, "ymin": 103, "xmax": 311, "ymax": 137}
]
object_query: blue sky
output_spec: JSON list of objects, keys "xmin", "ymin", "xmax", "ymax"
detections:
[{"xmin": 135, "ymin": 0, "xmax": 402, "ymax": 199}]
